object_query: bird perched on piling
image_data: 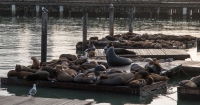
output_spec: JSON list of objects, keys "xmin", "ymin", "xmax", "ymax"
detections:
[
  {"xmin": 42, "ymin": 7, "xmax": 48, "ymax": 12},
  {"xmin": 28, "ymin": 84, "xmax": 37, "ymax": 97}
]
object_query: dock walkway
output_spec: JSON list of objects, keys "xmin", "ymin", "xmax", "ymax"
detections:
[
  {"xmin": 95, "ymin": 49, "xmax": 190, "ymax": 60},
  {"xmin": 0, "ymin": 95, "xmax": 93, "ymax": 105}
]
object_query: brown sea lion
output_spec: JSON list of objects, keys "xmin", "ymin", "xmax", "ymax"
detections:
[
  {"xmin": 97, "ymin": 73, "xmax": 134, "ymax": 86},
  {"xmin": 59, "ymin": 54, "xmax": 77, "ymax": 61},
  {"xmin": 190, "ymin": 75, "xmax": 200, "ymax": 87},
  {"xmin": 31, "ymin": 56, "xmax": 40, "ymax": 69},
  {"xmin": 63, "ymin": 69, "xmax": 77, "ymax": 78},
  {"xmin": 150, "ymin": 73, "xmax": 169, "ymax": 82},
  {"xmin": 179, "ymin": 80, "xmax": 197, "ymax": 88},
  {"xmin": 15, "ymin": 64, "xmax": 38, "ymax": 73},
  {"xmin": 72, "ymin": 58, "xmax": 88, "ymax": 65},
  {"xmin": 55, "ymin": 70, "xmax": 73, "ymax": 82},
  {"xmin": 129, "ymin": 79, "xmax": 147, "ymax": 88},
  {"xmin": 74, "ymin": 73, "xmax": 94, "ymax": 84},
  {"xmin": 40, "ymin": 66, "xmax": 58, "ymax": 78},
  {"xmin": 24, "ymin": 71, "xmax": 51, "ymax": 81},
  {"xmin": 7, "ymin": 70, "xmax": 33, "ymax": 79},
  {"xmin": 125, "ymin": 71, "xmax": 153, "ymax": 85}
]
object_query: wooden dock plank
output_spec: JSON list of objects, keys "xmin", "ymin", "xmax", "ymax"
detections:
[
  {"xmin": 95, "ymin": 49, "xmax": 190, "ymax": 60},
  {"xmin": 0, "ymin": 96, "xmax": 92, "ymax": 105},
  {"xmin": 177, "ymin": 87, "xmax": 200, "ymax": 101}
]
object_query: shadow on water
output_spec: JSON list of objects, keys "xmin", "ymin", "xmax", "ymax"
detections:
[{"xmin": 1, "ymin": 84, "xmax": 167, "ymax": 105}]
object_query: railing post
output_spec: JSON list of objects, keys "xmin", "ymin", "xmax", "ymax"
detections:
[
  {"xmin": 82, "ymin": 7, "xmax": 88, "ymax": 51},
  {"xmin": 109, "ymin": 3, "xmax": 114, "ymax": 36},
  {"xmin": 41, "ymin": 10, "xmax": 48, "ymax": 64}
]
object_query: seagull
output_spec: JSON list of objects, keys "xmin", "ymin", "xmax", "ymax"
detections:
[
  {"xmin": 42, "ymin": 7, "xmax": 48, "ymax": 12},
  {"xmin": 28, "ymin": 84, "xmax": 37, "ymax": 97},
  {"xmin": 80, "ymin": 51, "xmax": 88, "ymax": 59}
]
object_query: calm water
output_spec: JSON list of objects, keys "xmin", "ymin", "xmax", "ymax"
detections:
[{"xmin": 1, "ymin": 17, "xmax": 200, "ymax": 105}]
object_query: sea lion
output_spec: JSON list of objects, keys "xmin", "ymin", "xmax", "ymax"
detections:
[
  {"xmin": 130, "ymin": 63, "xmax": 146, "ymax": 73},
  {"xmin": 125, "ymin": 71, "xmax": 153, "ymax": 85},
  {"xmin": 129, "ymin": 79, "xmax": 147, "ymax": 88},
  {"xmin": 24, "ymin": 71, "xmax": 51, "ymax": 81},
  {"xmin": 150, "ymin": 73, "xmax": 169, "ymax": 82},
  {"xmin": 190, "ymin": 75, "xmax": 200, "ymax": 87},
  {"xmin": 40, "ymin": 66, "xmax": 58, "ymax": 78},
  {"xmin": 15, "ymin": 64, "xmax": 38, "ymax": 73},
  {"xmin": 31, "ymin": 56, "xmax": 40, "ymax": 69},
  {"xmin": 74, "ymin": 73, "xmax": 94, "ymax": 84},
  {"xmin": 106, "ymin": 68, "xmax": 126, "ymax": 74},
  {"xmin": 179, "ymin": 80, "xmax": 197, "ymax": 88},
  {"xmin": 7, "ymin": 70, "xmax": 33, "ymax": 79},
  {"xmin": 106, "ymin": 47, "xmax": 132, "ymax": 66},
  {"xmin": 145, "ymin": 59, "xmax": 163, "ymax": 74},
  {"xmin": 63, "ymin": 69, "xmax": 77, "ymax": 78},
  {"xmin": 96, "ymin": 72, "xmax": 134, "ymax": 86},
  {"xmin": 55, "ymin": 70, "xmax": 74, "ymax": 82},
  {"xmin": 59, "ymin": 54, "xmax": 77, "ymax": 61}
]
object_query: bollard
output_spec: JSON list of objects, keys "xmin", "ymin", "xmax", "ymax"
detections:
[
  {"xmin": 128, "ymin": 8, "xmax": 133, "ymax": 33},
  {"xmin": 109, "ymin": 4, "xmax": 114, "ymax": 36},
  {"xmin": 41, "ymin": 10, "xmax": 48, "ymax": 64},
  {"xmin": 82, "ymin": 7, "xmax": 87, "ymax": 51}
]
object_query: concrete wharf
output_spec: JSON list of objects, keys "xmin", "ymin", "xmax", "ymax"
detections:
[
  {"xmin": 0, "ymin": 95, "xmax": 93, "ymax": 105},
  {"xmin": 0, "ymin": 0, "xmax": 200, "ymax": 19}
]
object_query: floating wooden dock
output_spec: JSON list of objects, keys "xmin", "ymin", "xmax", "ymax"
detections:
[
  {"xmin": 1, "ymin": 77, "xmax": 167, "ymax": 96},
  {"xmin": 170, "ymin": 60, "xmax": 200, "ymax": 76},
  {"xmin": 0, "ymin": 95, "xmax": 93, "ymax": 105},
  {"xmin": 95, "ymin": 49, "xmax": 190, "ymax": 60},
  {"xmin": 177, "ymin": 86, "xmax": 200, "ymax": 101}
]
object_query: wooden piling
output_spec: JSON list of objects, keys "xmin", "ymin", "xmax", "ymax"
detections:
[
  {"xmin": 128, "ymin": 8, "xmax": 133, "ymax": 33},
  {"xmin": 82, "ymin": 7, "xmax": 87, "ymax": 51},
  {"xmin": 157, "ymin": 7, "xmax": 160, "ymax": 19},
  {"xmin": 197, "ymin": 38, "xmax": 200, "ymax": 52},
  {"xmin": 109, "ymin": 4, "xmax": 114, "ymax": 36},
  {"xmin": 36, "ymin": 5, "xmax": 40, "ymax": 17},
  {"xmin": 59, "ymin": 6, "xmax": 64, "ymax": 18},
  {"xmin": 41, "ymin": 11, "xmax": 48, "ymax": 64},
  {"xmin": 11, "ymin": 4, "xmax": 16, "ymax": 17}
]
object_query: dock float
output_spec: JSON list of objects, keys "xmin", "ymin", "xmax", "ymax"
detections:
[
  {"xmin": 0, "ymin": 95, "xmax": 93, "ymax": 105},
  {"xmin": 170, "ymin": 60, "xmax": 200, "ymax": 76},
  {"xmin": 95, "ymin": 49, "xmax": 190, "ymax": 60},
  {"xmin": 1, "ymin": 78, "xmax": 167, "ymax": 96},
  {"xmin": 177, "ymin": 86, "xmax": 200, "ymax": 101}
]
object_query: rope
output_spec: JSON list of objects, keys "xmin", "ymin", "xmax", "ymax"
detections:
[{"xmin": 180, "ymin": 66, "xmax": 192, "ymax": 78}]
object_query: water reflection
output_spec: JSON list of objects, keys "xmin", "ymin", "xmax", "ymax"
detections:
[
  {"xmin": 1, "ymin": 84, "xmax": 164, "ymax": 105},
  {"xmin": 1, "ymin": 17, "xmax": 200, "ymax": 104}
]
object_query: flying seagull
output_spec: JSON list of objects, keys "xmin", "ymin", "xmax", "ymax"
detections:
[
  {"xmin": 28, "ymin": 84, "xmax": 37, "ymax": 97},
  {"xmin": 42, "ymin": 7, "xmax": 48, "ymax": 12}
]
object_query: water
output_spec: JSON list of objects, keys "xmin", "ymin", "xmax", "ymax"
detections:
[{"xmin": 1, "ymin": 17, "xmax": 200, "ymax": 105}]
